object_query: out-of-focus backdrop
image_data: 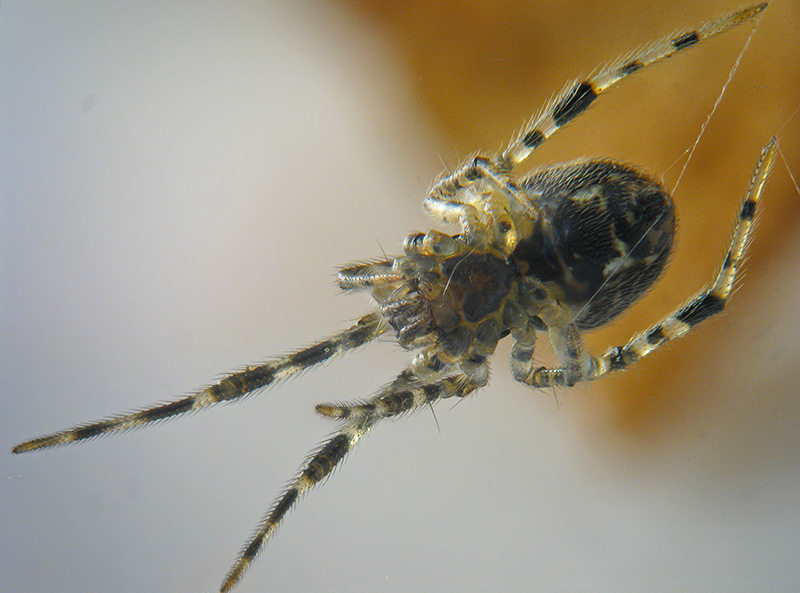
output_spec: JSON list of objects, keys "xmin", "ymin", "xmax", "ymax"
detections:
[{"xmin": 3, "ymin": 2, "xmax": 799, "ymax": 592}]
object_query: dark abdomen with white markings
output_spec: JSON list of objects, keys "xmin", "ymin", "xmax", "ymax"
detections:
[{"xmin": 513, "ymin": 160, "xmax": 675, "ymax": 330}]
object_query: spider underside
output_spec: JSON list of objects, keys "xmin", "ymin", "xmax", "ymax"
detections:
[{"xmin": 13, "ymin": 4, "xmax": 777, "ymax": 592}]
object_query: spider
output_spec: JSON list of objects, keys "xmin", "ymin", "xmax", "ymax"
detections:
[{"xmin": 12, "ymin": 3, "xmax": 775, "ymax": 592}]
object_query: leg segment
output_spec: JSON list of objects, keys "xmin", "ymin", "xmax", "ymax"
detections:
[
  {"xmin": 219, "ymin": 417, "xmax": 373, "ymax": 593},
  {"xmin": 12, "ymin": 312, "xmax": 388, "ymax": 454},
  {"xmin": 316, "ymin": 371, "xmax": 486, "ymax": 421},
  {"xmin": 500, "ymin": 3, "xmax": 768, "ymax": 170},
  {"xmin": 220, "ymin": 370, "xmax": 484, "ymax": 592},
  {"xmin": 337, "ymin": 260, "xmax": 401, "ymax": 290},
  {"xmin": 425, "ymin": 157, "xmax": 537, "ymax": 253},
  {"xmin": 521, "ymin": 323, "xmax": 594, "ymax": 388}
]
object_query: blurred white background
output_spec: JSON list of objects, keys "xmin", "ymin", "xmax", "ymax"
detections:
[{"xmin": 2, "ymin": 2, "xmax": 799, "ymax": 593}]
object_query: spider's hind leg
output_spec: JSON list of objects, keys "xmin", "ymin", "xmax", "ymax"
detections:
[
  {"xmin": 12, "ymin": 312, "xmax": 388, "ymax": 454},
  {"xmin": 515, "ymin": 138, "xmax": 776, "ymax": 388},
  {"xmin": 594, "ymin": 137, "xmax": 776, "ymax": 377}
]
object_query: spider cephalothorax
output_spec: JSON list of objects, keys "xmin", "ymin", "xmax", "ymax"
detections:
[
  {"xmin": 12, "ymin": 4, "xmax": 774, "ymax": 592},
  {"xmin": 342, "ymin": 246, "xmax": 518, "ymax": 374}
]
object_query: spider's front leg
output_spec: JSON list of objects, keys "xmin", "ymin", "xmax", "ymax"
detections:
[
  {"xmin": 425, "ymin": 156, "xmax": 538, "ymax": 254},
  {"xmin": 221, "ymin": 367, "xmax": 485, "ymax": 593},
  {"xmin": 219, "ymin": 415, "xmax": 373, "ymax": 593},
  {"xmin": 226, "ymin": 246, "xmax": 500, "ymax": 590},
  {"xmin": 315, "ymin": 369, "xmax": 487, "ymax": 421},
  {"xmin": 12, "ymin": 312, "xmax": 388, "ymax": 453}
]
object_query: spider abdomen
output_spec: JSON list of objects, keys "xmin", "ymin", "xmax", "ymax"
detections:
[{"xmin": 513, "ymin": 160, "xmax": 675, "ymax": 330}]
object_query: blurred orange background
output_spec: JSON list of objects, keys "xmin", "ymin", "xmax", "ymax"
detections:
[
  {"xmin": 342, "ymin": 0, "xmax": 800, "ymax": 447},
  {"xmin": 4, "ymin": 2, "xmax": 798, "ymax": 592}
]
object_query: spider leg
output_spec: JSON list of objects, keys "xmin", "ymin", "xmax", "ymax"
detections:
[
  {"xmin": 592, "ymin": 137, "xmax": 776, "ymax": 377},
  {"xmin": 12, "ymin": 312, "xmax": 388, "ymax": 454},
  {"xmin": 220, "ymin": 417, "xmax": 373, "ymax": 593},
  {"xmin": 337, "ymin": 260, "xmax": 401, "ymax": 289},
  {"xmin": 514, "ymin": 321, "xmax": 594, "ymax": 389},
  {"xmin": 221, "ymin": 369, "xmax": 484, "ymax": 592},
  {"xmin": 316, "ymin": 371, "xmax": 486, "ymax": 421},
  {"xmin": 500, "ymin": 2, "xmax": 768, "ymax": 170},
  {"xmin": 516, "ymin": 138, "xmax": 776, "ymax": 388},
  {"xmin": 509, "ymin": 318, "xmax": 539, "ymax": 384},
  {"xmin": 422, "ymin": 3, "xmax": 767, "ymax": 256}
]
